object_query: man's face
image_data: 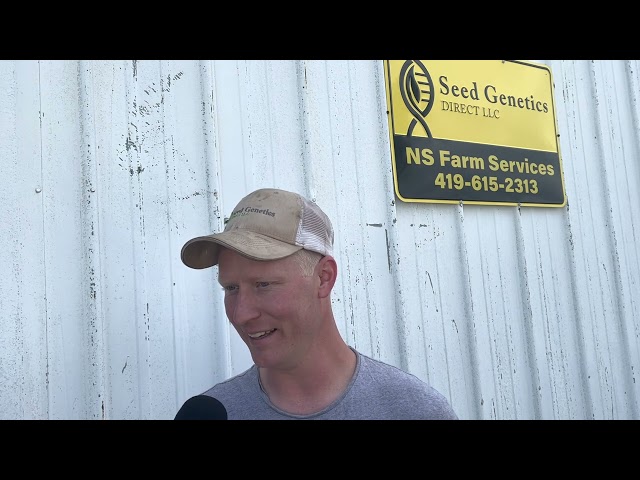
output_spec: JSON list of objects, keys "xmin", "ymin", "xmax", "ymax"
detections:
[{"xmin": 217, "ymin": 248, "xmax": 320, "ymax": 370}]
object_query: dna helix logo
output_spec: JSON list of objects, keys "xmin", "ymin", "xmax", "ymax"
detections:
[{"xmin": 399, "ymin": 60, "xmax": 434, "ymax": 138}]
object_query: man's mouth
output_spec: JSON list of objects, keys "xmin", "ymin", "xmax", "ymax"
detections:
[{"xmin": 248, "ymin": 329, "xmax": 276, "ymax": 339}]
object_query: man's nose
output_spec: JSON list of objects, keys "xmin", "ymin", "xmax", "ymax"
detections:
[{"xmin": 227, "ymin": 288, "xmax": 260, "ymax": 325}]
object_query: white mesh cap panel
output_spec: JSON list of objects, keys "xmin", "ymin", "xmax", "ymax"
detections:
[{"xmin": 296, "ymin": 198, "xmax": 334, "ymax": 256}]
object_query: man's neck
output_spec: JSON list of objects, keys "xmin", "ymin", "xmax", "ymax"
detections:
[{"xmin": 258, "ymin": 342, "xmax": 357, "ymax": 415}]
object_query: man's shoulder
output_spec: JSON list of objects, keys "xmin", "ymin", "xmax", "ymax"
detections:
[
  {"xmin": 356, "ymin": 351, "xmax": 420, "ymax": 391},
  {"xmin": 357, "ymin": 351, "xmax": 422, "ymax": 382},
  {"xmin": 203, "ymin": 365, "xmax": 257, "ymax": 397},
  {"xmin": 354, "ymin": 350, "xmax": 458, "ymax": 419}
]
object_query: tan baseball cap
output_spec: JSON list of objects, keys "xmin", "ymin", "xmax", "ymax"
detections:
[{"xmin": 181, "ymin": 188, "xmax": 334, "ymax": 269}]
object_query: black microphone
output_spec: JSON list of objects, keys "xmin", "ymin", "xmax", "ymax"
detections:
[{"xmin": 174, "ymin": 395, "xmax": 228, "ymax": 420}]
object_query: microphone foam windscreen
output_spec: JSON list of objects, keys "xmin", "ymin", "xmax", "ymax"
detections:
[{"xmin": 174, "ymin": 395, "xmax": 228, "ymax": 420}]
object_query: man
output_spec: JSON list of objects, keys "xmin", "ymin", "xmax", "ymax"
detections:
[{"xmin": 178, "ymin": 187, "xmax": 458, "ymax": 419}]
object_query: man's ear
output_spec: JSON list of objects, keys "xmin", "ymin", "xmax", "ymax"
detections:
[{"xmin": 317, "ymin": 255, "xmax": 337, "ymax": 298}]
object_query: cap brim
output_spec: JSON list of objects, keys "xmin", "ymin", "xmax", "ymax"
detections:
[{"xmin": 181, "ymin": 231, "xmax": 302, "ymax": 269}]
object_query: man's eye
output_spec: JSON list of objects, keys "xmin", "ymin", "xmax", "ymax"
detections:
[
  {"xmin": 222, "ymin": 285, "xmax": 237, "ymax": 292},
  {"xmin": 256, "ymin": 282, "xmax": 270, "ymax": 288}
]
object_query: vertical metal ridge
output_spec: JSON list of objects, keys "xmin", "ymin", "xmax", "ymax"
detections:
[
  {"xmin": 123, "ymin": 59, "xmax": 151, "ymax": 417},
  {"xmin": 455, "ymin": 203, "xmax": 483, "ymax": 419},
  {"xmin": 591, "ymin": 61, "xmax": 638, "ymax": 419},
  {"xmin": 77, "ymin": 60, "xmax": 107, "ymax": 418},
  {"xmin": 372, "ymin": 60, "xmax": 412, "ymax": 367},
  {"xmin": 512, "ymin": 206, "xmax": 541, "ymax": 418},
  {"xmin": 200, "ymin": 60, "xmax": 231, "ymax": 376}
]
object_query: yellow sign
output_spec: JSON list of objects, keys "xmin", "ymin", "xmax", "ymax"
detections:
[{"xmin": 383, "ymin": 60, "xmax": 566, "ymax": 207}]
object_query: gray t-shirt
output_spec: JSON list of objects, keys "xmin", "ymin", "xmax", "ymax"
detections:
[{"xmin": 202, "ymin": 348, "xmax": 458, "ymax": 419}]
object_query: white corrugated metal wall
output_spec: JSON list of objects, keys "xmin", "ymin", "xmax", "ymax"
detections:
[{"xmin": 0, "ymin": 60, "xmax": 638, "ymax": 420}]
